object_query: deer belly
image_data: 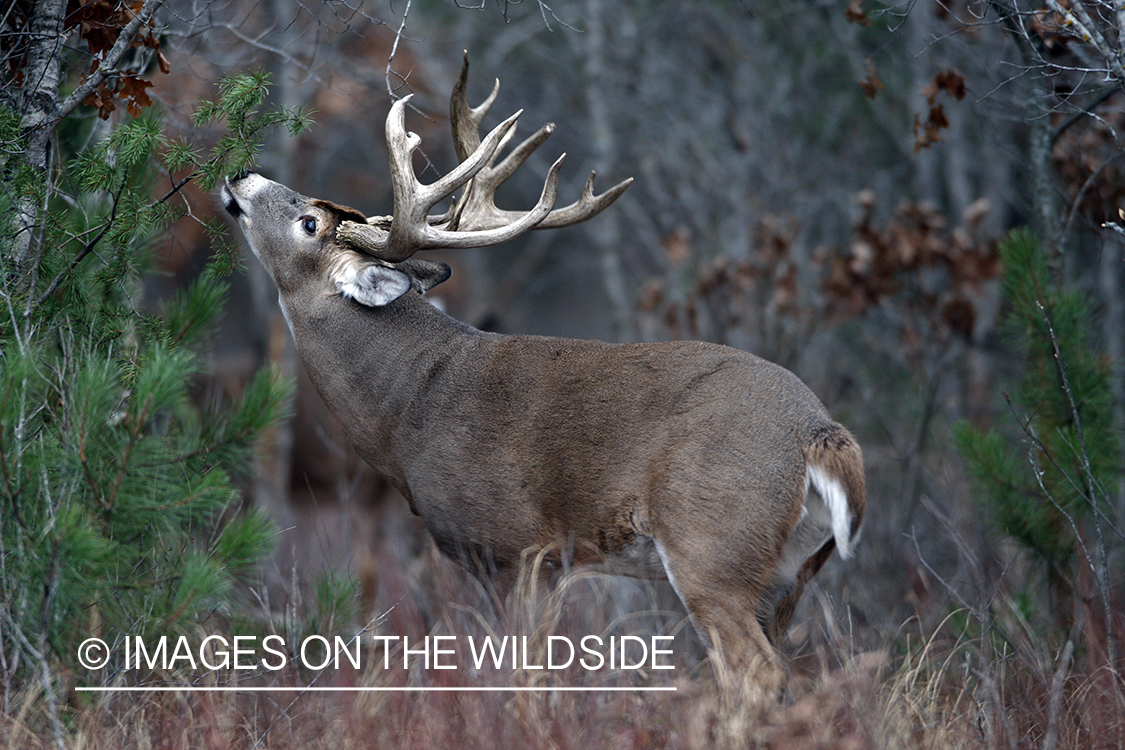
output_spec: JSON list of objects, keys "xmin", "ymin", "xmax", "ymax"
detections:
[{"xmin": 586, "ymin": 535, "xmax": 667, "ymax": 580}]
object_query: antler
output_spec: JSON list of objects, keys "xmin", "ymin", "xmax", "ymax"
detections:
[
  {"xmin": 337, "ymin": 93, "xmax": 562, "ymax": 262},
  {"xmin": 337, "ymin": 53, "xmax": 632, "ymax": 262},
  {"xmin": 447, "ymin": 51, "xmax": 633, "ymax": 232}
]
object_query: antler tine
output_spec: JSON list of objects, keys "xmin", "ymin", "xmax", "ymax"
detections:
[
  {"xmin": 335, "ymin": 96, "xmax": 423, "ymax": 259},
  {"xmin": 340, "ymin": 154, "xmax": 563, "ymax": 258},
  {"xmin": 336, "ymin": 58, "xmax": 631, "ymax": 262},
  {"xmin": 422, "ymin": 108, "xmax": 522, "ymax": 209},
  {"xmin": 492, "ymin": 122, "xmax": 555, "ymax": 185},
  {"xmin": 337, "ymin": 93, "xmax": 540, "ymax": 262},
  {"xmin": 454, "ymin": 169, "xmax": 634, "ymax": 233},
  {"xmin": 448, "ymin": 53, "xmax": 632, "ymax": 233},
  {"xmin": 387, "ymin": 93, "xmax": 522, "ymax": 215},
  {"xmin": 350, "ymin": 94, "xmax": 518, "ymax": 261},
  {"xmin": 535, "ymin": 172, "xmax": 635, "ymax": 229},
  {"xmin": 451, "ymin": 51, "xmax": 500, "ymax": 162},
  {"xmin": 448, "ymin": 121, "xmax": 555, "ymax": 232}
]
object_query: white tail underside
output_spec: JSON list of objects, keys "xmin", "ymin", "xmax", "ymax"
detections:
[{"xmin": 805, "ymin": 463, "xmax": 854, "ymax": 559}]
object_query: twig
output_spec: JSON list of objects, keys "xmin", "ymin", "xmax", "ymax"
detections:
[
  {"xmin": 903, "ymin": 359, "xmax": 946, "ymax": 530},
  {"xmin": 1061, "ymin": 152, "xmax": 1125, "ymax": 247},
  {"xmin": 1042, "ymin": 639, "xmax": 1073, "ymax": 750},
  {"xmin": 248, "ymin": 603, "xmax": 397, "ymax": 750},
  {"xmin": 1044, "ymin": 0, "xmax": 1125, "ymax": 85},
  {"xmin": 1005, "ymin": 393, "xmax": 1125, "ymax": 547},
  {"xmin": 1050, "ymin": 88, "xmax": 1118, "ymax": 148},
  {"xmin": 384, "ymin": 0, "xmax": 414, "ymax": 100},
  {"xmin": 0, "ymin": 605, "xmax": 64, "ymax": 749},
  {"xmin": 155, "ymin": 170, "xmax": 199, "ymax": 206}
]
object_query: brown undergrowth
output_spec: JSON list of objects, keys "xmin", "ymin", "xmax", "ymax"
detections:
[{"xmin": 2, "ymin": 546, "xmax": 1121, "ymax": 749}]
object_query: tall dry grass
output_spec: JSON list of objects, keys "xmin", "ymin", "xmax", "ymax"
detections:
[{"xmin": 3, "ymin": 543, "xmax": 1122, "ymax": 749}]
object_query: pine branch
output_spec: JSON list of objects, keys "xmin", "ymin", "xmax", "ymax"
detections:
[{"xmin": 26, "ymin": 175, "xmax": 129, "ymax": 317}]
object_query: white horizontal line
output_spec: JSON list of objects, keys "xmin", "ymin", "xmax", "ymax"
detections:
[{"xmin": 76, "ymin": 686, "xmax": 676, "ymax": 693}]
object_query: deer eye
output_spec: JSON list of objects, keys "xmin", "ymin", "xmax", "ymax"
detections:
[{"xmin": 300, "ymin": 215, "xmax": 318, "ymax": 235}]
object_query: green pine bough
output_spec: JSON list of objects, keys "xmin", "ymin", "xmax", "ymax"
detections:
[
  {"xmin": 0, "ymin": 72, "xmax": 308, "ymax": 721},
  {"xmin": 954, "ymin": 228, "xmax": 1120, "ymax": 637}
]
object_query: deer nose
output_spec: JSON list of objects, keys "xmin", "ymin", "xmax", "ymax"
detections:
[{"xmin": 230, "ymin": 168, "xmax": 255, "ymax": 183}]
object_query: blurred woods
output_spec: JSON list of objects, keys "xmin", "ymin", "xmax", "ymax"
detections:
[
  {"xmin": 2, "ymin": 0, "xmax": 1124, "ymax": 745},
  {"xmin": 134, "ymin": 0, "xmax": 1124, "ymax": 644}
]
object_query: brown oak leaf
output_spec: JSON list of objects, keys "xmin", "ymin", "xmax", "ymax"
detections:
[{"xmin": 118, "ymin": 73, "xmax": 153, "ymax": 118}]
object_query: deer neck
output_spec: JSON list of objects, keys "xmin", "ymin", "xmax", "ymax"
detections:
[{"xmin": 280, "ymin": 285, "xmax": 485, "ymax": 488}]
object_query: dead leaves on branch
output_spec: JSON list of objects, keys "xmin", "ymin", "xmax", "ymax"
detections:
[
  {"xmin": 84, "ymin": 69, "xmax": 155, "ymax": 119},
  {"xmin": 66, "ymin": 0, "xmax": 168, "ymax": 119},
  {"xmin": 69, "ymin": 0, "xmax": 154, "ymax": 57},
  {"xmin": 860, "ymin": 58, "xmax": 884, "ymax": 100},
  {"xmin": 846, "ymin": 0, "xmax": 870, "ymax": 27},
  {"xmin": 3, "ymin": 0, "xmax": 169, "ymax": 119},
  {"xmin": 636, "ymin": 193, "xmax": 1000, "ymax": 360},
  {"xmin": 636, "ymin": 216, "xmax": 803, "ymax": 344},
  {"xmin": 634, "ymin": 187, "xmax": 1001, "ymax": 370},
  {"xmin": 821, "ymin": 192, "xmax": 999, "ymax": 346},
  {"xmin": 925, "ymin": 69, "xmax": 967, "ymax": 104},
  {"xmin": 913, "ymin": 69, "xmax": 967, "ymax": 151}
]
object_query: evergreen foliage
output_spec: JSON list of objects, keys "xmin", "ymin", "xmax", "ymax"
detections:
[
  {"xmin": 954, "ymin": 228, "xmax": 1121, "ymax": 630},
  {"xmin": 0, "ymin": 69, "xmax": 307, "ymax": 718}
]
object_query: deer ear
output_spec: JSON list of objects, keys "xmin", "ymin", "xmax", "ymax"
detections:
[
  {"xmin": 335, "ymin": 263, "xmax": 412, "ymax": 307},
  {"xmin": 398, "ymin": 259, "xmax": 452, "ymax": 293}
]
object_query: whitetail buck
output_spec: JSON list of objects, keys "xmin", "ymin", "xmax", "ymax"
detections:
[{"xmin": 221, "ymin": 55, "xmax": 865, "ymax": 691}]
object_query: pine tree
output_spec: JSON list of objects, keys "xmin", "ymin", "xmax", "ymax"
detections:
[
  {"xmin": 0, "ymin": 5, "xmax": 310, "ymax": 743},
  {"xmin": 954, "ymin": 229, "xmax": 1121, "ymax": 643}
]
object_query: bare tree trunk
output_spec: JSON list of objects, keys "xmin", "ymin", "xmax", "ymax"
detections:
[
  {"xmin": 1099, "ymin": 234, "xmax": 1125, "ymax": 519},
  {"xmin": 578, "ymin": 0, "xmax": 629, "ymax": 339},
  {"xmin": 990, "ymin": 1, "xmax": 1061, "ymax": 253},
  {"xmin": 8, "ymin": 0, "xmax": 66, "ymax": 276},
  {"xmin": 1027, "ymin": 76, "xmax": 1061, "ymax": 257},
  {"xmin": 17, "ymin": 1, "xmax": 64, "ymax": 169}
]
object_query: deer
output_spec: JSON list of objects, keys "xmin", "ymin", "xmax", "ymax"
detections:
[{"xmin": 220, "ymin": 54, "xmax": 865, "ymax": 692}]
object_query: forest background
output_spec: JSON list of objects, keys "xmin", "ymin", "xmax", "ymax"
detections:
[{"xmin": 1, "ymin": 0, "xmax": 1123, "ymax": 747}]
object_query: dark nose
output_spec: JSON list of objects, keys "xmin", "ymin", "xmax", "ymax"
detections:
[{"xmin": 230, "ymin": 168, "xmax": 255, "ymax": 183}]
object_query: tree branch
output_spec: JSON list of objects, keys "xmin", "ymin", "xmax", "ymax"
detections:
[
  {"xmin": 1050, "ymin": 87, "xmax": 1118, "ymax": 149},
  {"xmin": 52, "ymin": 0, "xmax": 168, "ymax": 128}
]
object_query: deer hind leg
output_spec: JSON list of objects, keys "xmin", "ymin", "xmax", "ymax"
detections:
[
  {"xmin": 654, "ymin": 538, "xmax": 786, "ymax": 696},
  {"xmin": 773, "ymin": 539, "xmax": 835, "ymax": 638},
  {"xmin": 766, "ymin": 468, "xmax": 843, "ymax": 641}
]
